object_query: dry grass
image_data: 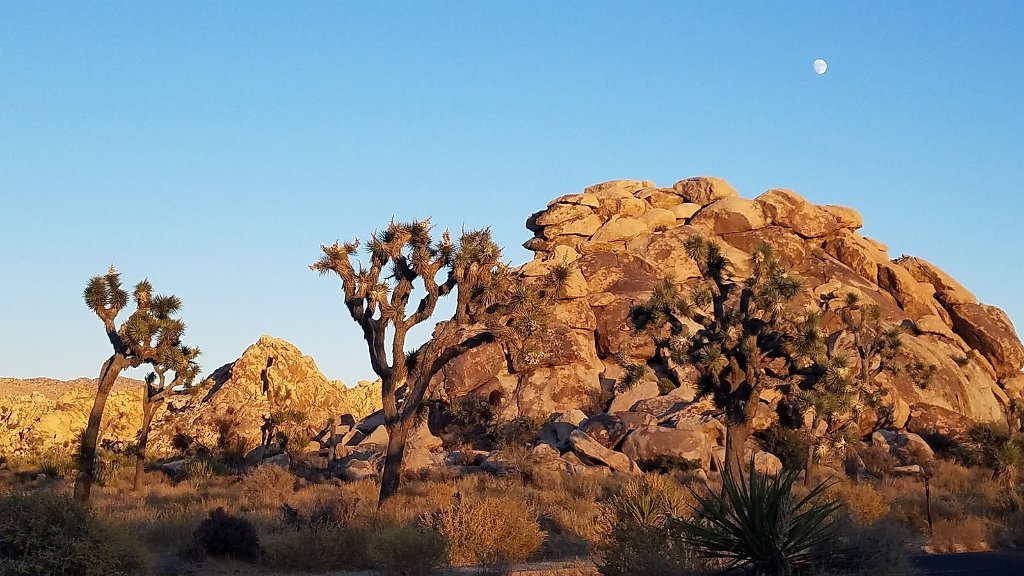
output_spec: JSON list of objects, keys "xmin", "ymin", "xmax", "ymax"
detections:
[
  {"xmin": 828, "ymin": 481, "xmax": 889, "ymax": 525},
  {"xmin": 428, "ymin": 494, "xmax": 546, "ymax": 566},
  {"xmin": 930, "ymin": 516, "xmax": 989, "ymax": 552}
]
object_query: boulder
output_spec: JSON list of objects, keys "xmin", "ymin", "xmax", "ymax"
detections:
[
  {"xmin": 907, "ymin": 403, "xmax": 975, "ymax": 439},
  {"xmin": 821, "ymin": 205, "xmax": 864, "ymax": 230},
  {"xmin": 590, "ymin": 216, "xmax": 649, "ymax": 244},
  {"xmin": 936, "ymin": 295, "xmax": 1024, "ymax": 379},
  {"xmin": 754, "ymin": 189, "xmax": 839, "ymax": 238},
  {"xmin": 673, "ymin": 177, "xmax": 739, "ymax": 206},
  {"xmin": 752, "ymin": 451, "xmax": 783, "ymax": 475},
  {"xmin": 568, "ymin": 429, "xmax": 641, "ymax": 474},
  {"xmin": 579, "ymin": 413, "xmax": 631, "ymax": 448},
  {"xmin": 621, "ymin": 425, "xmax": 710, "ymax": 470},
  {"xmin": 536, "ymin": 203, "xmax": 595, "ymax": 227},
  {"xmin": 690, "ymin": 197, "xmax": 768, "ymax": 235},
  {"xmin": 543, "ymin": 214, "xmax": 603, "ymax": 239},
  {"xmin": 608, "ymin": 379, "xmax": 661, "ymax": 412}
]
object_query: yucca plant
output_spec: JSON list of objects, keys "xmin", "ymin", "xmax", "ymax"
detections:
[{"xmin": 670, "ymin": 459, "xmax": 843, "ymax": 576}]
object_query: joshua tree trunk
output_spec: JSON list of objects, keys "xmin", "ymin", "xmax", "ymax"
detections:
[
  {"xmin": 379, "ymin": 416, "xmax": 415, "ymax": 505},
  {"xmin": 723, "ymin": 419, "xmax": 750, "ymax": 483},
  {"xmin": 133, "ymin": 399, "xmax": 158, "ymax": 491},
  {"xmin": 75, "ymin": 354, "xmax": 127, "ymax": 502}
]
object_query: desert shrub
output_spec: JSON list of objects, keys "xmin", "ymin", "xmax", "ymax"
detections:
[
  {"xmin": 637, "ymin": 455, "xmax": 701, "ymax": 474},
  {"xmin": 0, "ymin": 490, "xmax": 146, "ymax": 576},
  {"xmin": 670, "ymin": 460, "xmax": 843, "ymax": 575},
  {"xmin": 608, "ymin": 475, "xmax": 686, "ymax": 527},
  {"xmin": 428, "ymin": 495, "xmax": 545, "ymax": 565},
  {"xmin": 239, "ymin": 465, "xmax": 296, "ymax": 510},
  {"xmin": 182, "ymin": 458, "xmax": 215, "ymax": 481},
  {"xmin": 829, "ymin": 482, "xmax": 890, "ymax": 525},
  {"xmin": 814, "ymin": 517, "xmax": 919, "ymax": 576},
  {"xmin": 857, "ymin": 443, "xmax": 897, "ymax": 478},
  {"xmin": 993, "ymin": 510, "xmax": 1024, "ymax": 548},
  {"xmin": 491, "ymin": 416, "xmax": 548, "ymax": 447},
  {"xmin": 193, "ymin": 507, "xmax": 261, "ymax": 561},
  {"xmin": 448, "ymin": 395, "xmax": 494, "ymax": 427},
  {"xmin": 597, "ymin": 520, "xmax": 703, "ymax": 576},
  {"xmin": 366, "ymin": 523, "xmax": 448, "ymax": 576},
  {"xmin": 263, "ymin": 522, "xmax": 369, "ymax": 572},
  {"xmin": 755, "ymin": 424, "xmax": 809, "ymax": 472},
  {"xmin": 930, "ymin": 516, "xmax": 989, "ymax": 552}
]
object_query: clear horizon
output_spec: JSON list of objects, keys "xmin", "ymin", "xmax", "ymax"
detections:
[{"xmin": 1, "ymin": 2, "xmax": 1021, "ymax": 385}]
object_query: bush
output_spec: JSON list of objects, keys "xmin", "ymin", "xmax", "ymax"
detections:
[
  {"xmin": 597, "ymin": 521, "xmax": 703, "ymax": 576},
  {"xmin": 829, "ymin": 482, "xmax": 890, "ymax": 525},
  {"xmin": 670, "ymin": 459, "xmax": 843, "ymax": 575},
  {"xmin": 264, "ymin": 522, "xmax": 369, "ymax": 572},
  {"xmin": 0, "ymin": 490, "xmax": 146, "ymax": 576},
  {"xmin": 366, "ymin": 523, "xmax": 448, "ymax": 576},
  {"xmin": 637, "ymin": 456, "xmax": 701, "ymax": 475},
  {"xmin": 815, "ymin": 517, "xmax": 920, "ymax": 576},
  {"xmin": 428, "ymin": 495, "xmax": 545, "ymax": 565},
  {"xmin": 239, "ymin": 465, "xmax": 296, "ymax": 511},
  {"xmin": 193, "ymin": 507, "xmax": 260, "ymax": 561},
  {"xmin": 608, "ymin": 475, "xmax": 686, "ymax": 527},
  {"xmin": 931, "ymin": 516, "xmax": 989, "ymax": 553},
  {"xmin": 755, "ymin": 425, "xmax": 809, "ymax": 472}
]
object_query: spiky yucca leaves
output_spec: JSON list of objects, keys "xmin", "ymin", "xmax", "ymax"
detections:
[
  {"xmin": 670, "ymin": 459, "xmax": 843, "ymax": 576},
  {"xmin": 631, "ymin": 236, "xmax": 804, "ymax": 481},
  {"xmin": 314, "ymin": 220, "xmax": 559, "ymax": 505},
  {"xmin": 77, "ymin": 267, "xmax": 197, "ymax": 502}
]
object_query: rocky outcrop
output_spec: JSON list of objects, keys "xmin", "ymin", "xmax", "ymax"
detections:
[
  {"xmin": 154, "ymin": 335, "xmax": 381, "ymax": 454},
  {"xmin": 0, "ymin": 378, "xmax": 143, "ymax": 456},
  {"xmin": 423, "ymin": 176, "xmax": 1023, "ymax": 475},
  {"xmin": 1, "ymin": 337, "xmax": 381, "ymax": 459}
]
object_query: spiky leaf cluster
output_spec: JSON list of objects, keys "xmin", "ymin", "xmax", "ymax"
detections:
[
  {"xmin": 670, "ymin": 459, "xmax": 844, "ymax": 575},
  {"xmin": 84, "ymin": 268, "xmax": 198, "ymax": 380},
  {"xmin": 632, "ymin": 236, "xmax": 803, "ymax": 412}
]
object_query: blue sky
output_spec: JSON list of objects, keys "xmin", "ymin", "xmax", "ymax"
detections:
[{"xmin": 1, "ymin": 2, "xmax": 1021, "ymax": 385}]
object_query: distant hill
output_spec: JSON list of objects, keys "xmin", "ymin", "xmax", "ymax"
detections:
[{"xmin": 0, "ymin": 376, "xmax": 144, "ymax": 401}]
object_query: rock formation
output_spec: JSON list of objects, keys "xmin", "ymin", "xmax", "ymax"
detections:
[
  {"xmin": 0, "ymin": 337, "xmax": 381, "ymax": 459},
  {"xmin": 417, "ymin": 176, "xmax": 1024, "ymax": 474},
  {"xmin": 153, "ymin": 335, "xmax": 380, "ymax": 454},
  {"xmin": 0, "ymin": 377, "xmax": 143, "ymax": 456}
]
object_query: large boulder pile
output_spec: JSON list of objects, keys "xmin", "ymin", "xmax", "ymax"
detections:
[
  {"xmin": 417, "ymin": 177, "xmax": 1023, "ymax": 475},
  {"xmin": 0, "ymin": 377, "xmax": 143, "ymax": 456},
  {"xmin": 0, "ymin": 337, "xmax": 381, "ymax": 460},
  {"xmin": 153, "ymin": 335, "xmax": 381, "ymax": 455}
]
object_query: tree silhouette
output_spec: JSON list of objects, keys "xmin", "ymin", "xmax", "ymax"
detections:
[
  {"xmin": 313, "ymin": 220, "xmax": 556, "ymax": 505},
  {"xmin": 631, "ymin": 236, "xmax": 803, "ymax": 481},
  {"xmin": 134, "ymin": 345, "xmax": 201, "ymax": 490},
  {"xmin": 77, "ymin": 267, "xmax": 196, "ymax": 502}
]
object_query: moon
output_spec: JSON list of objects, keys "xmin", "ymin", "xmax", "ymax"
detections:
[{"xmin": 813, "ymin": 59, "xmax": 828, "ymax": 75}]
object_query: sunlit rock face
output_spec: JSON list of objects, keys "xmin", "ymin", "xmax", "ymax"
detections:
[
  {"xmin": 151, "ymin": 335, "xmax": 381, "ymax": 454},
  {"xmin": 0, "ymin": 337, "xmax": 382, "ymax": 458},
  {"xmin": 433, "ymin": 177, "xmax": 1023, "ymax": 443}
]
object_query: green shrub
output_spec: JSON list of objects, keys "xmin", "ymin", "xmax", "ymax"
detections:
[
  {"xmin": 670, "ymin": 459, "xmax": 843, "ymax": 576},
  {"xmin": 608, "ymin": 475, "xmax": 685, "ymax": 527},
  {"xmin": 193, "ymin": 507, "xmax": 260, "ymax": 562},
  {"xmin": 0, "ymin": 490, "xmax": 147, "ymax": 576},
  {"xmin": 428, "ymin": 495, "xmax": 545, "ymax": 565},
  {"xmin": 755, "ymin": 425, "xmax": 808, "ymax": 472},
  {"xmin": 366, "ymin": 523, "xmax": 448, "ymax": 576},
  {"xmin": 637, "ymin": 455, "xmax": 701, "ymax": 475}
]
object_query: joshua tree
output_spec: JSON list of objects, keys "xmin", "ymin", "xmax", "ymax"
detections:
[
  {"xmin": 313, "ymin": 220, "xmax": 556, "ymax": 505},
  {"xmin": 77, "ymin": 267, "xmax": 195, "ymax": 502},
  {"xmin": 134, "ymin": 345, "xmax": 201, "ymax": 490},
  {"xmin": 835, "ymin": 293, "xmax": 902, "ymax": 392},
  {"xmin": 631, "ymin": 236, "xmax": 803, "ymax": 481}
]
